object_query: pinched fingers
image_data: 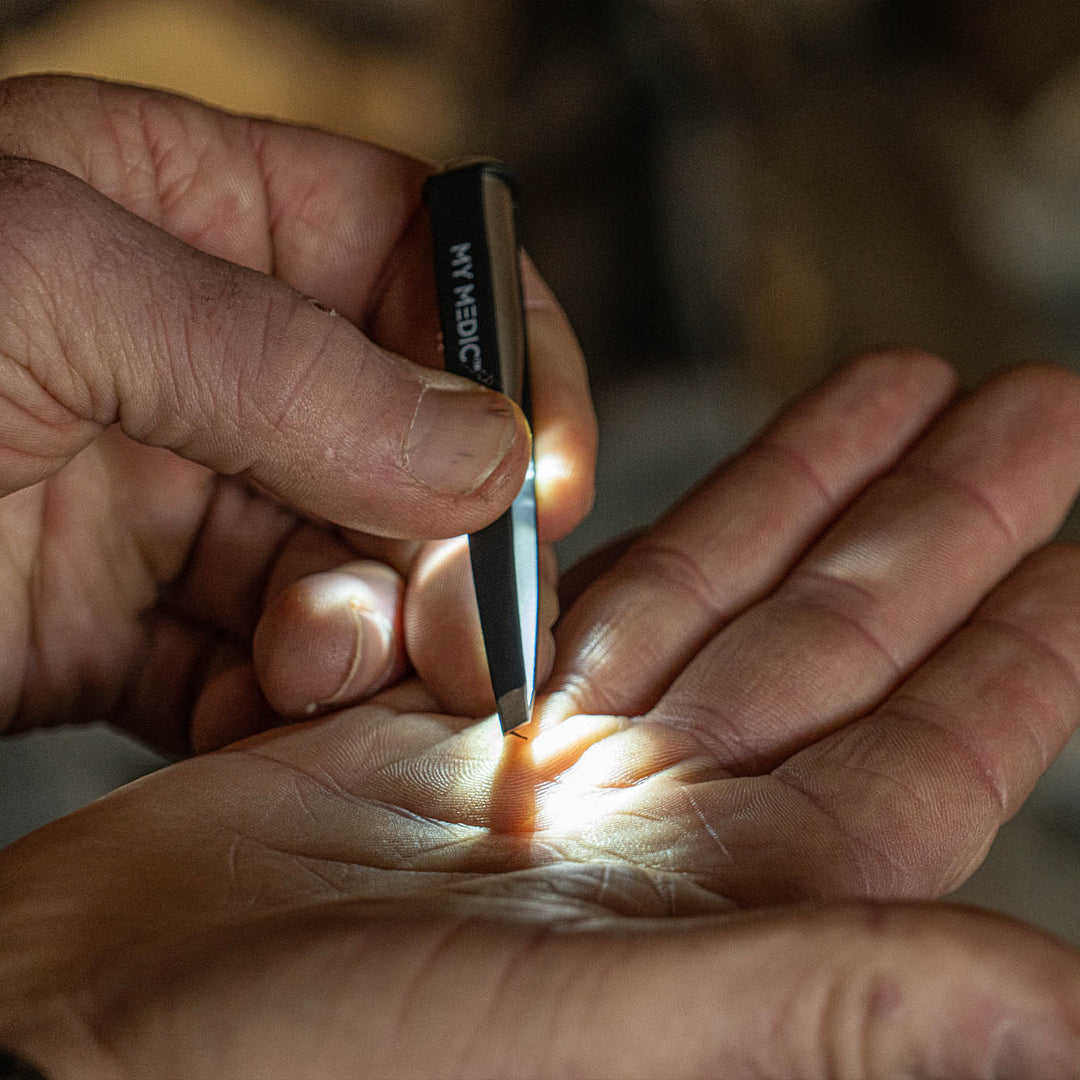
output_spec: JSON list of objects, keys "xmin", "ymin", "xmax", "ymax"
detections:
[
  {"xmin": 250, "ymin": 537, "xmax": 559, "ymax": 723},
  {"xmin": 0, "ymin": 75, "xmax": 592, "ymax": 540},
  {"xmin": 0, "ymin": 153, "xmax": 531, "ymax": 536}
]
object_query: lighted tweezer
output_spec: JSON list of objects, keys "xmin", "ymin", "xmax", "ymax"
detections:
[{"xmin": 423, "ymin": 161, "xmax": 539, "ymax": 735}]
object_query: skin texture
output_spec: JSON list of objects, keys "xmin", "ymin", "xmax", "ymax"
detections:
[
  {"xmin": 3, "ymin": 352, "xmax": 1080, "ymax": 1078},
  {"xmin": 0, "ymin": 75, "xmax": 595, "ymax": 751},
  {"xmin": 1, "ymin": 76, "xmax": 1080, "ymax": 1078}
]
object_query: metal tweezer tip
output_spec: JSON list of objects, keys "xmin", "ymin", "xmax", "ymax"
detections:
[{"xmin": 496, "ymin": 686, "xmax": 530, "ymax": 736}]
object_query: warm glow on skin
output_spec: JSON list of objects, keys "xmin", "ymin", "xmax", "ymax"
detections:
[
  {"xmin": 460, "ymin": 707, "xmax": 714, "ymax": 842},
  {"xmin": 534, "ymin": 743, "xmax": 633, "ymax": 833},
  {"xmin": 535, "ymin": 448, "xmax": 573, "ymax": 504},
  {"xmin": 408, "ymin": 533, "xmax": 470, "ymax": 591},
  {"xmin": 434, "ymin": 710, "xmax": 632, "ymax": 837},
  {"xmin": 489, "ymin": 712, "xmax": 634, "ymax": 834},
  {"xmin": 302, "ymin": 562, "xmax": 399, "ymax": 617}
]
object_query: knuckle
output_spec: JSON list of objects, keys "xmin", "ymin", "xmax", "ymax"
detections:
[
  {"xmin": 231, "ymin": 289, "xmax": 337, "ymax": 436},
  {"xmin": 616, "ymin": 538, "xmax": 725, "ymax": 618},
  {"xmin": 0, "ymin": 160, "xmax": 110, "ymax": 418}
]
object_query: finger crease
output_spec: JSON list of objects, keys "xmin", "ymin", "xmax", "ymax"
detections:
[
  {"xmin": 246, "ymin": 119, "xmax": 278, "ymax": 279},
  {"xmin": 751, "ymin": 436, "xmax": 838, "ymax": 512},
  {"xmin": 792, "ymin": 589, "xmax": 906, "ymax": 683},
  {"xmin": 975, "ymin": 612, "xmax": 1080, "ymax": 705},
  {"xmin": 616, "ymin": 538, "xmax": 728, "ymax": 619},
  {"xmin": 879, "ymin": 694, "xmax": 1011, "ymax": 815},
  {"xmin": 899, "ymin": 461, "xmax": 1018, "ymax": 547},
  {"xmin": 766, "ymin": 770, "xmax": 882, "ymax": 897}
]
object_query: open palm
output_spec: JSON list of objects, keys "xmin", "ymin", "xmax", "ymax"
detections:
[{"xmin": 4, "ymin": 352, "xmax": 1080, "ymax": 1079}]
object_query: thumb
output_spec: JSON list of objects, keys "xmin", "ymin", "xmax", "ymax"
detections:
[{"xmin": 0, "ymin": 157, "xmax": 530, "ymax": 538}]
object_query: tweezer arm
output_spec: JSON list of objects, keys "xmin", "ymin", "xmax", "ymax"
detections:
[{"xmin": 424, "ymin": 161, "xmax": 538, "ymax": 734}]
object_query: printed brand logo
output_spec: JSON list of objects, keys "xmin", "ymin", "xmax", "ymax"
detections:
[{"xmin": 448, "ymin": 242, "xmax": 489, "ymax": 382}]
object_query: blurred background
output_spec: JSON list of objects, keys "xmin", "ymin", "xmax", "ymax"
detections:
[{"xmin": 0, "ymin": 0, "xmax": 1078, "ymax": 940}]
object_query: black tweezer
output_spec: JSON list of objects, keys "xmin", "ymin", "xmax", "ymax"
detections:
[{"xmin": 424, "ymin": 161, "xmax": 539, "ymax": 735}]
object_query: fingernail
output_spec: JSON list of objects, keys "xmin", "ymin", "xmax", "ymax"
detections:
[
  {"xmin": 404, "ymin": 387, "xmax": 520, "ymax": 493},
  {"xmin": 311, "ymin": 604, "xmax": 395, "ymax": 710}
]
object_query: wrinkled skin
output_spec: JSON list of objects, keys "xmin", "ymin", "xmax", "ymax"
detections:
[
  {"xmin": 0, "ymin": 74, "xmax": 594, "ymax": 750},
  {"xmin": 1, "ymin": 76, "xmax": 1080, "ymax": 1079},
  {"xmin": 5, "ymin": 350, "xmax": 1080, "ymax": 1077}
]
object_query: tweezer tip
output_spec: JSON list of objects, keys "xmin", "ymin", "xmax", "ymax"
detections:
[{"xmin": 496, "ymin": 686, "xmax": 530, "ymax": 736}]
